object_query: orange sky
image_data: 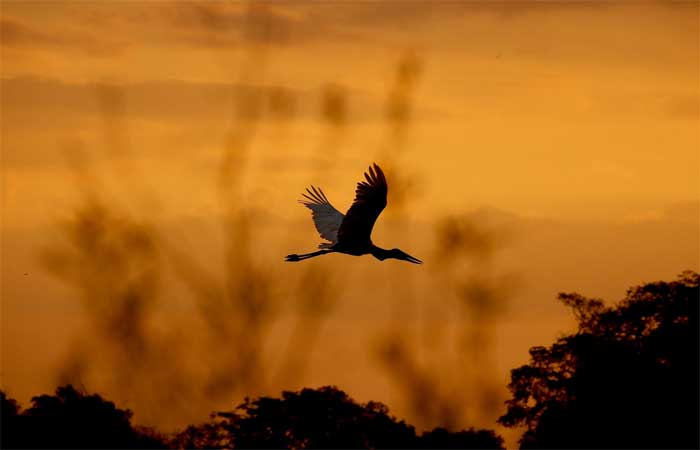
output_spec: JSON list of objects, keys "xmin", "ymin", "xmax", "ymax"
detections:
[{"xmin": 1, "ymin": 1, "xmax": 698, "ymax": 445}]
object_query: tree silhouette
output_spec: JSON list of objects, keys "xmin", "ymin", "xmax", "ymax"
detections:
[
  {"xmin": 418, "ymin": 427, "xmax": 504, "ymax": 449},
  {"xmin": 171, "ymin": 386, "xmax": 504, "ymax": 449},
  {"xmin": 499, "ymin": 271, "xmax": 700, "ymax": 449},
  {"xmin": 1, "ymin": 391, "xmax": 24, "ymax": 449},
  {"xmin": 3, "ymin": 384, "xmax": 503, "ymax": 449},
  {"xmin": 1, "ymin": 385, "xmax": 165, "ymax": 449}
]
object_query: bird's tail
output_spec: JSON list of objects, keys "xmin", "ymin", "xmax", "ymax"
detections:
[{"xmin": 318, "ymin": 242, "xmax": 334, "ymax": 249}]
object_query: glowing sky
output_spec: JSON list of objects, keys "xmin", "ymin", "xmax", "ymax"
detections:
[{"xmin": 1, "ymin": 1, "xmax": 698, "ymax": 444}]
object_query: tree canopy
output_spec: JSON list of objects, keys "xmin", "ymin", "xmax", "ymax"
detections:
[
  {"xmin": 1, "ymin": 385, "xmax": 165, "ymax": 449},
  {"xmin": 498, "ymin": 271, "xmax": 699, "ymax": 449},
  {"xmin": 172, "ymin": 385, "xmax": 504, "ymax": 449},
  {"xmin": 3, "ymin": 385, "xmax": 503, "ymax": 449}
]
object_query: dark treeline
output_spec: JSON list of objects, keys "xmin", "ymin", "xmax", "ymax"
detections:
[
  {"xmin": 1, "ymin": 386, "xmax": 502, "ymax": 450},
  {"xmin": 1, "ymin": 387, "xmax": 166, "ymax": 450},
  {"xmin": 2, "ymin": 272, "xmax": 698, "ymax": 449}
]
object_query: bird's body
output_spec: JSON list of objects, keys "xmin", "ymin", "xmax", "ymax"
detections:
[{"xmin": 285, "ymin": 163, "xmax": 422, "ymax": 264}]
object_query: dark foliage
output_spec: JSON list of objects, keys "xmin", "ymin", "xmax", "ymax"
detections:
[
  {"xmin": 499, "ymin": 271, "xmax": 700, "ymax": 449},
  {"xmin": 1, "ymin": 392, "xmax": 22, "ymax": 447},
  {"xmin": 2, "ymin": 385, "xmax": 502, "ymax": 449},
  {"xmin": 418, "ymin": 427, "xmax": 504, "ymax": 449},
  {"xmin": 171, "ymin": 386, "xmax": 504, "ymax": 449},
  {"xmin": 1, "ymin": 385, "xmax": 166, "ymax": 449}
]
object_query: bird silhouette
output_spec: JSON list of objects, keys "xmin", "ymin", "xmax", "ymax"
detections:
[{"xmin": 285, "ymin": 163, "xmax": 422, "ymax": 264}]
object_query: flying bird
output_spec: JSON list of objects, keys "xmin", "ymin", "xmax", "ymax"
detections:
[{"xmin": 285, "ymin": 163, "xmax": 422, "ymax": 264}]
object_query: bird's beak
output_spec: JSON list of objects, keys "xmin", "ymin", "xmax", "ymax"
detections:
[{"xmin": 404, "ymin": 253, "xmax": 423, "ymax": 264}]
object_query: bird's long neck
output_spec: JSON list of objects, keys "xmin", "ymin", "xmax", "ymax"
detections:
[{"xmin": 370, "ymin": 244, "xmax": 392, "ymax": 261}]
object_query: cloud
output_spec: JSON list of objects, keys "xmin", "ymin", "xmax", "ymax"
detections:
[
  {"xmin": 1, "ymin": 76, "xmax": 403, "ymax": 128},
  {"xmin": 157, "ymin": 3, "xmax": 289, "ymax": 47},
  {"xmin": 665, "ymin": 94, "xmax": 699, "ymax": 120},
  {"xmin": 58, "ymin": 2, "xmax": 353, "ymax": 49},
  {"xmin": 2, "ymin": 76, "xmax": 443, "ymax": 168},
  {"xmin": 294, "ymin": 0, "xmax": 611, "ymax": 31},
  {"xmin": 0, "ymin": 17, "xmax": 128, "ymax": 56},
  {"xmin": 1, "ymin": 17, "xmax": 50, "ymax": 45},
  {"xmin": 170, "ymin": 3, "xmax": 295, "ymax": 44}
]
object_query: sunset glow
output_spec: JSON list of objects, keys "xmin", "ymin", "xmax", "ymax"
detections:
[{"xmin": 1, "ymin": 2, "xmax": 698, "ymax": 447}]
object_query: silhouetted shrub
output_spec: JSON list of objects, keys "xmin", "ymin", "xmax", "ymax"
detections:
[
  {"xmin": 499, "ymin": 271, "xmax": 700, "ymax": 449},
  {"xmin": 419, "ymin": 426, "xmax": 504, "ymax": 449},
  {"xmin": 1, "ymin": 391, "xmax": 23, "ymax": 449},
  {"xmin": 172, "ymin": 385, "xmax": 504, "ymax": 449},
  {"xmin": 1, "ymin": 385, "xmax": 166, "ymax": 449}
]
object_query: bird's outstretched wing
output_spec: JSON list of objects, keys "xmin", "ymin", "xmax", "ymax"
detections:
[
  {"xmin": 299, "ymin": 186, "xmax": 344, "ymax": 248},
  {"xmin": 337, "ymin": 163, "xmax": 388, "ymax": 244}
]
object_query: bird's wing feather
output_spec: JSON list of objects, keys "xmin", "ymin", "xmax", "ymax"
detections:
[
  {"xmin": 299, "ymin": 186, "xmax": 344, "ymax": 245},
  {"xmin": 337, "ymin": 163, "xmax": 388, "ymax": 244}
]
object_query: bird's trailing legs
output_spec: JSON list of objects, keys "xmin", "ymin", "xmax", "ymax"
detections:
[{"xmin": 285, "ymin": 249, "xmax": 332, "ymax": 262}]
